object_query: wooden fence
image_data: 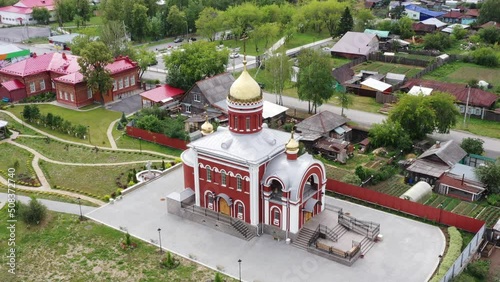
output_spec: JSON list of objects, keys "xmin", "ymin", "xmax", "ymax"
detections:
[{"xmin": 125, "ymin": 125, "xmax": 188, "ymax": 150}]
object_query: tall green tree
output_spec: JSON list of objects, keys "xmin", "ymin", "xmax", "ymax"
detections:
[
  {"xmin": 296, "ymin": 49, "xmax": 335, "ymax": 114},
  {"xmin": 251, "ymin": 23, "xmax": 280, "ymax": 53},
  {"xmin": 337, "ymin": 91, "xmax": 353, "ymax": 117},
  {"xmin": 99, "ymin": 21, "xmax": 130, "ymax": 57},
  {"xmin": 223, "ymin": 3, "xmax": 263, "ymax": 39},
  {"xmin": 54, "ymin": 0, "xmax": 75, "ymax": 27},
  {"xmin": 336, "ymin": 7, "xmax": 353, "ymax": 36},
  {"xmin": 475, "ymin": 158, "xmax": 500, "ymax": 194},
  {"xmin": 195, "ymin": 7, "xmax": 222, "ymax": 41},
  {"xmin": 130, "ymin": 3, "xmax": 150, "ymax": 41},
  {"xmin": 185, "ymin": 0, "xmax": 204, "ymax": 33},
  {"xmin": 69, "ymin": 34, "xmax": 93, "ymax": 56},
  {"xmin": 428, "ymin": 92, "xmax": 459, "ymax": 134},
  {"xmin": 32, "ymin": 7, "xmax": 51, "ymax": 25},
  {"xmin": 167, "ymin": 5, "xmax": 187, "ymax": 37},
  {"xmin": 395, "ymin": 16, "xmax": 415, "ymax": 39},
  {"xmin": 74, "ymin": 0, "xmax": 91, "ymax": 27},
  {"xmin": 460, "ymin": 138, "xmax": 485, "ymax": 155},
  {"xmin": 265, "ymin": 51, "xmax": 292, "ymax": 105},
  {"xmin": 164, "ymin": 42, "xmax": 229, "ymax": 90},
  {"xmin": 78, "ymin": 41, "xmax": 114, "ymax": 104},
  {"xmin": 477, "ymin": 0, "xmax": 500, "ymax": 24},
  {"xmin": 354, "ymin": 9, "xmax": 375, "ymax": 32},
  {"xmin": 100, "ymin": 0, "xmax": 125, "ymax": 23},
  {"xmin": 369, "ymin": 120, "xmax": 412, "ymax": 151},
  {"xmin": 134, "ymin": 48, "xmax": 157, "ymax": 78}
]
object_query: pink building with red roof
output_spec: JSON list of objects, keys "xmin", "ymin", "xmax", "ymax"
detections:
[
  {"xmin": 0, "ymin": 53, "xmax": 139, "ymax": 107},
  {"xmin": 140, "ymin": 84, "xmax": 185, "ymax": 108},
  {"xmin": 0, "ymin": 0, "xmax": 56, "ymax": 25}
]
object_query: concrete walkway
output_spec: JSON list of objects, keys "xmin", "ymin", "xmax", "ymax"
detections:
[
  {"xmin": 0, "ymin": 193, "xmax": 96, "ymax": 215},
  {"xmin": 87, "ymin": 166, "xmax": 445, "ymax": 282}
]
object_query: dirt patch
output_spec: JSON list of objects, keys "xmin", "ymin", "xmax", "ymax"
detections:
[{"xmin": 488, "ymin": 247, "xmax": 500, "ymax": 281}]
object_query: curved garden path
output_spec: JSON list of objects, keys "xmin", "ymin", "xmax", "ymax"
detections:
[{"xmin": 0, "ymin": 109, "xmax": 180, "ymax": 206}]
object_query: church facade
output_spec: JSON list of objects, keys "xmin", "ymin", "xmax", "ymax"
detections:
[{"xmin": 180, "ymin": 59, "xmax": 326, "ymax": 237}]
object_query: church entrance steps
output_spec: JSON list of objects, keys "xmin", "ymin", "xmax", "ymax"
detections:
[
  {"xmin": 360, "ymin": 236, "xmax": 377, "ymax": 256},
  {"xmin": 292, "ymin": 227, "xmax": 317, "ymax": 250},
  {"xmin": 328, "ymin": 224, "xmax": 348, "ymax": 241},
  {"xmin": 231, "ymin": 220, "xmax": 255, "ymax": 241}
]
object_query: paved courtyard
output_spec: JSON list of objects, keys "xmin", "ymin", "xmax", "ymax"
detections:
[{"xmin": 86, "ymin": 166, "xmax": 445, "ymax": 282}]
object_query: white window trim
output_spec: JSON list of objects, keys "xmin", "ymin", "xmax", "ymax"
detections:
[
  {"xmin": 221, "ymin": 171, "xmax": 227, "ymax": 186},
  {"xmin": 206, "ymin": 167, "xmax": 212, "ymax": 182},
  {"xmin": 124, "ymin": 77, "xmax": 129, "ymax": 88},
  {"xmin": 29, "ymin": 82, "xmax": 35, "ymax": 93},
  {"xmin": 236, "ymin": 175, "xmax": 242, "ymax": 191},
  {"xmin": 87, "ymin": 88, "xmax": 93, "ymax": 99},
  {"xmin": 64, "ymin": 92, "xmax": 68, "ymax": 100},
  {"xmin": 70, "ymin": 93, "xmax": 74, "ymax": 102},
  {"xmin": 118, "ymin": 79, "xmax": 123, "ymax": 89},
  {"xmin": 194, "ymin": 93, "xmax": 200, "ymax": 102},
  {"xmin": 130, "ymin": 75, "xmax": 135, "ymax": 86},
  {"xmin": 40, "ymin": 80, "xmax": 45, "ymax": 90}
]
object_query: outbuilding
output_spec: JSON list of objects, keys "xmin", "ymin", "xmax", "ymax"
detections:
[{"xmin": 400, "ymin": 181, "xmax": 432, "ymax": 202}]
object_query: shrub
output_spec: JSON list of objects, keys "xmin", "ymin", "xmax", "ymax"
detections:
[
  {"xmin": 341, "ymin": 174, "xmax": 361, "ymax": 186},
  {"xmin": 472, "ymin": 47, "xmax": 499, "ymax": 67},
  {"xmin": 214, "ymin": 272, "xmax": 223, "ymax": 282},
  {"xmin": 116, "ymin": 188, "xmax": 123, "ymax": 196},
  {"xmin": 19, "ymin": 197, "xmax": 47, "ymax": 225},
  {"xmin": 283, "ymin": 122, "xmax": 295, "ymax": 132},
  {"xmin": 161, "ymin": 252, "xmax": 180, "ymax": 269},
  {"xmin": 486, "ymin": 193, "xmax": 500, "ymax": 206},
  {"xmin": 431, "ymin": 227, "xmax": 462, "ymax": 282},
  {"xmin": 103, "ymin": 195, "xmax": 111, "ymax": 202},
  {"xmin": 466, "ymin": 259, "xmax": 490, "ymax": 280}
]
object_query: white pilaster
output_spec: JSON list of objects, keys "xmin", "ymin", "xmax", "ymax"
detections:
[
  {"xmin": 289, "ymin": 204, "xmax": 299, "ymax": 233},
  {"xmin": 321, "ymin": 183, "xmax": 326, "ymax": 212},
  {"xmin": 264, "ymin": 193, "xmax": 270, "ymax": 224},
  {"xmin": 249, "ymin": 164, "xmax": 259, "ymax": 225},
  {"xmin": 281, "ymin": 199, "xmax": 288, "ymax": 232},
  {"xmin": 194, "ymin": 150, "xmax": 200, "ymax": 206}
]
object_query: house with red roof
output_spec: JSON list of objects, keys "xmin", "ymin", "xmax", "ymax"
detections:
[
  {"xmin": 0, "ymin": 0, "xmax": 55, "ymax": 25},
  {"xmin": 140, "ymin": 84, "xmax": 185, "ymax": 109},
  {"xmin": 442, "ymin": 11, "xmax": 464, "ymax": 24},
  {"xmin": 402, "ymin": 79, "xmax": 498, "ymax": 119},
  {"xmin": 0, "ymin": 52, "xmax": 139, "ymax": 107}
]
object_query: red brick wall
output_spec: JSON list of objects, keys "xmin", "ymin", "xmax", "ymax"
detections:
[
  {"xmin": 110, "ymin": 69, "xmax": 140, "ymax": 98},
  {"xmin": 54, "ymin": 81, "xmax": 94, "ymax": 108},
  {"xmin": 0, "ymin": 87, "xmax": 27, "ymax": 102}
]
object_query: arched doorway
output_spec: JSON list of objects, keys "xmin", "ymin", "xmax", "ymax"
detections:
[{"xmin": 219, "ymin": 198, "xmax": 230, "ymax": 216}]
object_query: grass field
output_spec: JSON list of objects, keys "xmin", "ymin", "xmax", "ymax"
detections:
[
  {"xmin": 353, "ymin": 61, "xmax": 423, "ymax": 78},
  {"xmin": 0, "ymin": 112, "xmax": 39, "ymax": 136},
  {"xmin": 112, "ymin": 128, "xmax": 183, "ymax": 157},
  {"xmin": 424, "ymin": 61, "xmax": 500, "ymax": 85},
  {"xmin": 0, "ymin": 143, "xmax": 37, "ymax": 184},
  {"xmin": 454, "ymin": 117, "xmax": 500, "ymax": 139},
  {"xmin": 0, "ymin": 208, "xmax": 229, "ymax": 282},
  {"xmin": 39, "ymin": 161, "xmax": 154, "ymax": 197},
  {"xmin": 14, "ymin": 137, "xmax": 168, "ymax": 163},
  {"xmin": 0, "ymin": 186, "xmax": 98, "ymax": 207},
  {"xmin": 8, "ymin": 105, "xmax": 120, "ymax": 147}
]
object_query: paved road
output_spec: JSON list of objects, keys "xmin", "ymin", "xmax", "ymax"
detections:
[
  {"xmin": 87, "ymin": 166, "xmax": 444, "ymax": 282},
  {"xmin": 0, "ymin": 193, "xmax": 96, "ymax": 215},
  {"xmin": 264, "ymin": 92, "xmax": 500, "ymax": 158}
]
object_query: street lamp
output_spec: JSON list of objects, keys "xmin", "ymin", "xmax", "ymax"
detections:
[
  {"xmin": 87, "ymin": 125, "xmax": 91, "ymax": 144},
  {"xmin": 77, "ymin": 197, "xmax": 83, "ymax": 221},
  {"xmin": 157, "ymin": 228, "xmax": 163, "ymax": 254},
  {"xmin": 238, "ymin": 259, "xmax": 242, "ymax": 282},
  {"xmin": 139, "ymin": 137, "xmax": 142, "ymax": 153}
]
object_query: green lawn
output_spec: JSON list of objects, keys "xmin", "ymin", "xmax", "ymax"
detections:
[
  {"xmin": 0, "ymin": 112, "xmax": 39, "ymax": 136},
  {"xmin": 8, "ymin": 105, "xmax": 121, "ymax": 147},
  {"xmin": 353, "ymin": 61, "xmax": 424, "ymax": 77},
  {"xmin": 395, "ymin": 53, "xmax": 435, "ymax": 62},
  {"xmin": 39, "ymin": 161, "xmax": 153, "ymax": 197},
  {"xmin": 331, "ymin": 56, "xmax": 352, "ymax": 68},
  {"xmin": 455, "ymin": 118, "xmax": 500, "ymax": 139},
  {"xmin": 423, "ymin": 61, "xmax": 500, "ymax": 85},
  {"xmin": 0, "ymin": 208, "xmax": 230, "ymax": 282},
  {"xmin": 14, "ymin": 137, "xmax": 169, "ymax": 163},
  {"xmin": 285, "ymin": 31, "xmax": 332, "ymax": 49},
  {"xmin": 50, "ymin": 16, "xmax": 103, "ymax": 28},
  {"xmin": 0, "ymin": 186, "xmax": 97, "ymax": 207},
  {"xmin": 112, "ymin": 128, "xmax": 183, "ymax": 157},
  {"xmin": 0, "ymin": 143, "xmax": 37, "ymax": 185}
]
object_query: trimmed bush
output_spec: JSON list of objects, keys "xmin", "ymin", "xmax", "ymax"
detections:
[
  {"xmin": 160, "ymin": 252, "xmax": 180, "ymax": 269},
  {"xmin": 431, "ymin": 227, "xmax": 463, "ymax": 282},
  {"xmin": 18, "ymin": 196, "xmax": 47, "ymax": 225}
]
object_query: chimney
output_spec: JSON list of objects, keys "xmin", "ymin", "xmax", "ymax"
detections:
[
  {"xmin": 461, "ymin": 174, "xmax": 464, "ymax": 185},
  {"xmin": 32, "ymin": 53, "xmax": 37, "ymax": 58},
  {"xmin": 61, "ymin": 53, "xmax": 67, "ymax": 60},
  {"xmin": 156, "ymin": 84, "xmax": 161, "ymax": 88},
  {"xmin": 435, "ymin": 141, "xmax": 440, "ymax": 148}
]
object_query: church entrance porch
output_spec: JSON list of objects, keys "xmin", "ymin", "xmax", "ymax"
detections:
[
  {"xmin": 219, "ymin": 198, "xmax": 230, "ymax": 216},
  {"xmin": 304, "ymin": 212, "xmax": 313, "ymax": 222}
]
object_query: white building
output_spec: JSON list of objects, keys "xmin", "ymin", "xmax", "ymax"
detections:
[{"xmin": 0, "ymin": 0, "xmax": 55, "ymax": 25}]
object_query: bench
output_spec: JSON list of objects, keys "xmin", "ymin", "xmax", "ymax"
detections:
[
  {"xmin": 316, "ymin": 241, "xmax": 331, "ymax": 252},
  {"xmin": 348, "ymin": 246, "xmax": 360, "ymax": 258},
  {"xmin": 331, "ymin": 247, "xmax": 347, "ymax": 258}
]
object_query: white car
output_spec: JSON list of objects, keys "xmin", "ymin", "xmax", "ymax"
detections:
[{"xmin": 229, "ymin": 53, "xmax": 240, "ymax": 58}]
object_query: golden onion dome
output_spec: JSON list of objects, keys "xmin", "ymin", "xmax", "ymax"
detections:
[
  {"xmin": 285, "ymin": 131, "xmax": 299, "ymax": 153},
  {"xmin": 201, "ymin": 119, "xmax": 214, "ymax": 136},
  {"xmin": 228, "ymin": 60, "xmax": 262, "ymax": 102}
]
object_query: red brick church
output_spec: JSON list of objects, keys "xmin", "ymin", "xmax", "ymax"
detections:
[
  {"xmin": 0, "ymin": 52, "xmax": 139, "ymax": 107},
  {"xmin": 180, "ymin": 58, "xmax": 327, "ymax": 238}
]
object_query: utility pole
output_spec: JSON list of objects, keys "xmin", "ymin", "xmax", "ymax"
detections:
[{"xmin": 463, "ymin": 85, "xmax": 471, "ymax": 128}]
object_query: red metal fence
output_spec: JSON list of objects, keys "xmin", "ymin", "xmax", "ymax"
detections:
[
  {"xmin": 126, "ymin": 126, "xmax": 188, "ymax": 150},
  {"xmin": 326, "ymin": 179, "xmax": 485, "ymax": 233}
]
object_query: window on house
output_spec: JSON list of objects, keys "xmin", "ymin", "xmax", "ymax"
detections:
[
  {"xmin": 70, "ymin": 93, "xmax": 74, "ymax": 102},
  {"xmin": 246, "ymin": 117, "xmax": 250, "ymax": 130},
  {"xmin": 206, "ymin": 167, "xmax": 212, "ymax": 182},
  {"xmin": 185, "ymin": 105, "xmax": 191, "ymax": 113},
  {"xmin": 113, "ymin": 80, "xmax": 117, "ymax": 91},
  {"xmin": 64, "ymin": 92, "xmax": 68, "ymax": 100},
  {"xmin": 193, "ymin": 93, "xmax": 200, "ymax": 102},
  {"xmin": 237, "ymin": 175, "xmax": 242, "ymax": 191},
  {"xmin": 475, "ymin": 108, "xmax": 481, "ymax": 115},
  {"xmin": 29, "ymin": 82, "xmax": 35, "ymax": 93},
  {"xmin": 40, "ymin": 80, "xmax": 45, "ymax": 90},
  {"xmin": 51, "ymin": 80, "xmax": 55, "ymax": 89},
  {"xmin": 221, "ymin": 171, "xmax": 227, "ymax": 186},
  {"xmin": 87, "ymin": 88, "xmax": 92, "ymax": 99},
  {"xmin": 59, "ymin": 91, "xmax": 63, "ymax": 99},
  {"xmin": 208, "ymin": 193, "xmax": 214, "ymax": 209},
  {"xmin": 130, "ymin": 75, "xmax": 135, "ymax": 86},
  {"xmin": 118, "ymin": 79, "xmax": 123, "ymax": 89},
  {"xmin": 234, "ymin": 117, "xmax": 238, "ymax": 130},
  {"xmin": 238, "ymin": 203, "xmax": 243, "ymax": 214},
  {"xmin": 124, "ymin": 77, "xmax": 129, "ymax": 88},
  {"xmin": 273, "ymin": 209, "xmax": 280, "ymax": 225}
]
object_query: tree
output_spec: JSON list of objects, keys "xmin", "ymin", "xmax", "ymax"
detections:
[
  {"xmin": 130, "ymin": 3, "xmax": 150, "ymax": 41},
  {"xmin": 391, "ymin": 6, "xmax": 406, "ymax": 20},
  {"xmin": 69, "ymin": 34, "xmax": 93, "ymax": 56},
  {"xmin": 99, "ymin": 21, "xmax": 130, "ymax": 58},
  {"xmin": 428, "ymin": 91, "xmax": 459, "ymax": 134},
  {"xmin": 54, "ymin": 0, "xmax": 75, "ymax": 27},
  {"xmin": 19, "ymin": 197, "xmax": 47, "ymax": 225},
  {"xmin": 423, "ymin": 32, "xmax": 454, "ymax": 51},
  {"xmin": 251, "ymin": 22, "xmax": 280, "ymax": 53},
  {"xmin": 32, "ymin": 7, "xmax": 51, "ymax": 25},
  {"xmin": 336, "ymin": 7, "xmax": 353, "ymax": 37},
  {"xmin": 223, "ymin": 3, "xmax": 263, "ymax": 39},
  {"xmin": 341, "ymin": 174, "xmax": 361, "ymax": 186},
  {"xmin": 475, "ymin": 158, "xmax": 500, "ymax": 193},
  {"xmin": 265, "ymin": 51, "xmax": 293, "ymax": 105},
  {"xmin": 297, "ymin": 0, "xmax": 346, "ymax": 36},
  {"xmin": 134, "ymin": 48, "xmax": 157, "ymax": 78},
  {"xmin": 337, "ymin": 91, "xmax": 353, "ymax": 116},
  {"xmin": 296, "ymin": 49, "xmax": 335, "ymax": 114},
  {"xmin": 461, "ymin": 138, "xmax": 485, "ymax": 155},
  {"xmin": 74, "ymin": 0, "xmax": 91, "ymax": 27},
  {"xmin": 472, "ymin": 47, "xmax": 499, "ymax": 67},
  {"xmin": 478, "ymin": 27, "xmax": 500, "ymax": 44},
  {"xmin": 394, "ymin": 17, "xmax": 414, "ymax": 39},
  {"xmin": 477, "ymin": 0, "xmax": 500, "ymax": 24},
  {"xmin": 452, "ymin": 25, "xmax": 468, "ymax": 40},
  {"xmin": 195, "ymin": 7, "xmax": 222, "ymax": 41},
  {"xmin": 100, "ymin": 0, "xmax": 125, "ymax": 23},
  {"xmin": 164, "ymin": 42, "xmax": 229, "ymax": 90},
  {"xmin": 78, "ymin": 41, "xmax": 114, "ymax": 104},
  {"xmin": 369, "ymin": 120, "xmax": 412, "ymax": 150},
  {"xmin": 166, "ymin": 5, "xmax": 187, "ymax": 37},
  {"xmin": 354, "ymin": 9, "xmax": 375, "ymax": 32},
  {"xmin": 185, "ymin": 0, "xmax": 204, "ymax": 33}
]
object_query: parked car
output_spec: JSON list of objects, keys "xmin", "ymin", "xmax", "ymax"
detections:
[
  {"xmin": 189, "ymin": 37, "xmax": 197, "ymax": 41},
  {"xmin": 229, "ymin": 52, "xmax": 240, "ymax": 58},
  {"xmin": 174, "ymin": 37, "xmax": 184, "ymax": 43}
]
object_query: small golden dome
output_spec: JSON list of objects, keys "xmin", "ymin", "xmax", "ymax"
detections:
[
  {"xmin": 201, "ymin": 119, "xmax": 213, "ymax": 136},
  {"xmin": 285, "ymin": 131, "xmax": 299, "ymax": 153},
  {"xmin": 229, "ymin": 61, "xmax": 262, "ymax": 102}
]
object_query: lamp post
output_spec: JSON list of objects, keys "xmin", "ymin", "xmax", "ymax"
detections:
[
  {"xmin": 157, "ymin": 228, "xmax": 163, "ymax": 254},
  {"xmin": 77, "ymin": 197, "xmax": 83, "ymax": 221},
  {"xmin": 238, "ymin": 259, "xmax": 242, "ymax": 282},
  {"xmin": 87, "ymin": 126, "xmax": 91, "ymax": 144},
  {"xmin": 139, "ymin": 137, "xmax": 142, "ymax": 153}
]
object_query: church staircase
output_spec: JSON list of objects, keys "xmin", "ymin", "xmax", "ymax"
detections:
[
  {"xmin": 292, "ymin": 227, "xmax": 317, "ymax": 250},
  {"xmin": 327, "ymin": 224, "xmax": 348, "ymax": 241},
  {"xmin": 360, "ymin": 236, "xmax": 377, "ymax": 256},
  {"xmin": 231, "ymin": 220, "xmax": 255, "ymax": 241}
]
